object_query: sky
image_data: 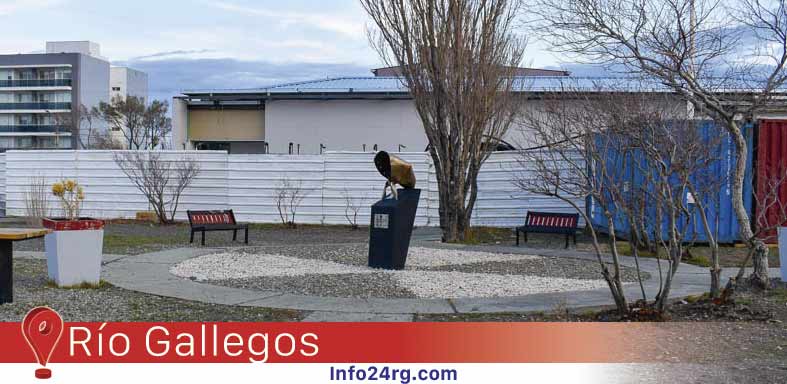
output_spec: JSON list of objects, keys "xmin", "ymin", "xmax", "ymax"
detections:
[{"xmin": 0, "ymin": 0, "xmax": 568, "ymax": 103}]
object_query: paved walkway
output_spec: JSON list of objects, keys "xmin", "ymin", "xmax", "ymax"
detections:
[{"xmin": 16, "ymin": 243, "xmax": 781, "ymax": 322}]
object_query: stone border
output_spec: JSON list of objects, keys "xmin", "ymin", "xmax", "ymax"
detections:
[{"xmin": 95, "ymin": 242, "xmax": 761, "ymax": 315}]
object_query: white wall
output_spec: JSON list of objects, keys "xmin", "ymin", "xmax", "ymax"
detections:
[
  {"xmin": 265, "ymin": 99, "xmax": 427, "ymax": 154},
  {"xmin": 2, "ymin": 150, "xmax": 584, "ymax": 228}
]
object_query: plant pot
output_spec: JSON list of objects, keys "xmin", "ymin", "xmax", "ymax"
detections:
[
  {"xmin": 780, "ymin": 228, "xmax": 787, "ymax": 281},
  {"xmin": 42, "ymin": 218, "xmax": 104, "ymax": 287}
]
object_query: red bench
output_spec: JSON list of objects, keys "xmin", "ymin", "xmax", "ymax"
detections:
[
  {"xmin": 187, "ymin": 210, "xmax": 249, "ymax": 246},
  {"xmin": 516, "ymin": 211, "xmax": 579, "ymax": 249}
]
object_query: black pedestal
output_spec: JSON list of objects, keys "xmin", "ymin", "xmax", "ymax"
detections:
[
  {"xmin": 368, "ymin": 188, "xmax": 421, "ymax": 270},
  {"xmin": 0, "ymin": 240, "xmax": 12, "ymax": 304}
]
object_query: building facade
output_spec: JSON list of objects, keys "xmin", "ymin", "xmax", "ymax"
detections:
[
  {"xmin": 173, "ymin": 72, "xmax": 787, "ymax": 155},
  {"xmin": 109, "ymin": 66, "xmax": 149, "ymax": 147},
  {"xmin": 0, "ymin": 41, "xmax": 148, "ymax": 150}
]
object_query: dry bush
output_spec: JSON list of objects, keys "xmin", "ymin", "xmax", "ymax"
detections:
[
  {"xmin": 24, "ymin": 175, "xmax": 50, "ymax": 226},
  {"xmin": 275, "ymin": 177, "xmax": 308, "ymax": 227}
]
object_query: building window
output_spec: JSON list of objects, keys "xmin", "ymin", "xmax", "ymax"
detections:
[{"xmin": 112, "ymin": 87, "xmax": 121, "ymax": 91}]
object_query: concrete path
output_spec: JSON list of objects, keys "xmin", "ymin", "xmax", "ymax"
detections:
[{"xmin": 16, "ymin": 243, "xmax": 783, "ymax": 322}]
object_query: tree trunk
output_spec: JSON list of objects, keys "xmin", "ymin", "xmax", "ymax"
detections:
[
  {"xmin": 728, "ymin": 120, "xmax": 770, "ymax": 288},
  {"xmin": 438, "ymin": 183, "xmax": 470, "ymax": 243}
]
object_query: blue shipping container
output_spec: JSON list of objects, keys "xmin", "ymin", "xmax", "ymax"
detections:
[{"xmin": 587, "ymin": 121, "xmax": 753, "ymax": 243}]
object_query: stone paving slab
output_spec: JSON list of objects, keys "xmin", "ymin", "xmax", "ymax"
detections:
[{"xmin": 302, "ymin": 311, "xmax": 414, "ymax": 322}]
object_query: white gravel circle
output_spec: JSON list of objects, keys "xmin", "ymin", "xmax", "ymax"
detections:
[
  {"xmin": 405, "ymin": 247, "xmax": 539, "ymax": 267},
  {"xmin": 392, "ymin": 271, "xmax": 607, "ymax": 299},
  {"xmin": 171, "ymin": 253, "xmax": 368, "ymax": 281},
  {"xmin": 170, "ymin": 247, "xmax": 611, "ymax": 299}
]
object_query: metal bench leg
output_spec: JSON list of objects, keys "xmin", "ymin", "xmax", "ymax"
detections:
[
  {"xmin": 515, "ymin": 229, "xmax": 520, "ymax": 246},
  {"xmin": 523, "ymin": 231, "xmax": 528, "ymax": 244},
  {"xmin": 233, "ymin": 229, "xmax": 237, "ymax": 241},
  {"xmin": 201, "ymin": 231, "xmax": 206, "ymax": 246},
  {"xmin": 190, "ymin": 230, "xmax": 194, "ymax": 244},
  {"xmin": 244, "ymin": 228, "xmax": 249, "ymax": 244},
  {"xmin": 565, "ymin": 234, "xmax": 570, "ymax": 249}
]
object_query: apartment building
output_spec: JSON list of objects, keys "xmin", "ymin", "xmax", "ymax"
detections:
[
  {"xmin": 109, "ymin": 66, "xmax": 149, "ymax": 147},
  {"xmin": 0, "ymin": 41, "xmax": 146, "ymax": 150}
]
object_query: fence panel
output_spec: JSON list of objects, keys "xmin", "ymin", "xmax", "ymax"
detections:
[{"xmin": 0, "ymin": 150, "xmax": 584, "ymax": 228}]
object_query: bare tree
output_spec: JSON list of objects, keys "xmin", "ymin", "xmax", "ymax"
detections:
[
  {"xmin": 23, "ymin": 175, "xmax": 50, "ymax": 226},
  {"xmin": 143, "ymin": 100, "xmax": 172, "ymax": 150},
  {"xmin": 730, "ymin": 166, "xmax": 787, "ymax": 284},
  {"xmin": 517, "ymin": 86, "xmax": 728, "ymax": 313},
  {"xmin": 113, "ymin": 152, "xmax": 201, "ymax": 224},
  {"xmin": 96, "ymin": 96, "xmax": 145, "ymax": 149},
  {"xmin": 514, "ymin": 86, "xmax": 644, "ymax": 315},
  {"xmin": 274, "ymin": 177, "xmax": 308, "ymax": 227},
  {"xmin": 52, "ymin": 104, "xmax": 100, "ymax": 149},
  {"xmin": 531, "ymin": 0, "xmax": 787, "ymax": 288},
  {"xmin": 361, "ymin": 0, "xmax": 527, "ymax": 242},
  {"xmin": 95, "ymin": 96, "xmax": 170, "ymax": 150},
  {"xmin": 342, "ymin": 188, "xmax": 369, "ymax": 229}
]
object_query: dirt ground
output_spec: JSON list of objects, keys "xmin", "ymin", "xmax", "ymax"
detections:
[
  {"xmin": 465, "ymin": 227, "xmax": 782, "ymax": 268},
  {"xmin": 419, "ymin": 280, "xmax": 787, "ymax": 383}
]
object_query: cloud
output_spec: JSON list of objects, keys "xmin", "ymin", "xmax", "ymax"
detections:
[
  {"xmin": 130, "ymin": 49, "xmax": 217, "ymax": 61},
  {"xmin": 112, "ymin": 56, "xmax": 372, "ymax": 103},
  {"xmin": 207, "ymin": 1, "xmax": 364, "ymax": 38},
  {"xmin": 0, "ymin": 0, "xmax": 63, "ymax": 16}
]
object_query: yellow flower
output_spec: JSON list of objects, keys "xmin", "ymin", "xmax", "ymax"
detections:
[
  {"xmin": 64, "ymin": 179, "xmax": 76, "ymax": 192},
  {"xmin": 77, "ymin": 187, "xmax": 85, "ymax": 201},
  {"xmin": 51, "ymin": 182, "xmax": 65, "ymax": 197}
]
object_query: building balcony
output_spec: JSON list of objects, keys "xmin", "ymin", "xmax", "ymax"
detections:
[
  {"xmin": 0, "ymin": 79, "xmax": 72, "ymax": 88},
  {"xmin": 0, "ymin": 125, "xmax": 70, "ymax": 133},
  {"xmin": 0, "ymin": 102, "xmax": 71, "ymax": 110}
]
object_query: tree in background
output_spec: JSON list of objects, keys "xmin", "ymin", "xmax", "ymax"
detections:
[
  {"xmin": 360, "ymin": 0, "xmax": 527, "ymax": 242},
  {"xmin": 53, "ymin": 104, "xmax": 112, "ymax": 149},
  {"xmin": 530, "ymin": 0, "xmax": 787, "ymax": 288},
  {"xmin": 95, "ymin": 96, "xmax": 171, "ymax": 150},
  {"xmin": 517, "ymin": 86, "xmax": 730, "ymax": 314},
  {"xmin": 113, "ymin": 152, "xmax": 201, "ymax": 224}
]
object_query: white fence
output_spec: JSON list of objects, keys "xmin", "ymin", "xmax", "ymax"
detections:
[{"xmin": 2, "ymin": 150, "xmax": 584, "ymax": 227}]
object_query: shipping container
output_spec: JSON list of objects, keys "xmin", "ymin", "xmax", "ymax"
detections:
[
  {"xmin": 588, "ymin": 121, "xmax": 753, "ymax": 244},
  {"xmin": 755, "ymin": 119, "xmax": 787, "ymax": 242}
]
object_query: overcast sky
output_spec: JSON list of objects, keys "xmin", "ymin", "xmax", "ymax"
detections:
[{"xmin": 0, "ymin": 0, "xmax": 573, "ymax": 102}]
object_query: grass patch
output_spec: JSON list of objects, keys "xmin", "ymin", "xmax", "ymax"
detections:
[
  {"xmin": 772, "ymin": 287, "xmax": 787, "ymax": 304},
  {"xmin": 103, "ymin": 233, "xmax": 174, "ymax": 249},
  {"xmin": 46, "ymin": 280, "xmax": 110, "ymax": 290},
  {"xmin": 459, "ymin": 227, "xmax": 513, "ymax": 245},
  {"xmin": 736, "ymin": 297, "xmax": 754, "ymax": 306}
]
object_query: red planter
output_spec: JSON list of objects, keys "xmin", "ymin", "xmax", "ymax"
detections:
[{"xmin": 42, "ymin": 218, "xmax": 104, "ymax": 231}]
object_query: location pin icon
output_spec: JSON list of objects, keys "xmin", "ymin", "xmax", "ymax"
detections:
[{"xmin": 22, "ymin": 307, "xmax": 64, "ymax": 380}]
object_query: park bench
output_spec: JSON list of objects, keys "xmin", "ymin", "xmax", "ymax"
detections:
[
  {"xmin": 187, "ymin": 210, "xmax": 249, "ymax": 246},
  {"xmin": 515, "ymin": 211, "xmax": 579, "ymax": 249}
]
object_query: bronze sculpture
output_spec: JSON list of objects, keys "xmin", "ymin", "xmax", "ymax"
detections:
[{"xmin": 374, "ymin": 151, "xmax": 416, "ymax": 200}]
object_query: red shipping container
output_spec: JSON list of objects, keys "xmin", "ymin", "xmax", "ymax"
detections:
[{"xmin": 756, "ymin": 120, "xmax": 787, "ymax": 243}]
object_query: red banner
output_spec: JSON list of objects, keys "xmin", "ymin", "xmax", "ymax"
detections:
[{"xmin": 0, "ymin": 322, "xmax": 653, "ymax": 364}]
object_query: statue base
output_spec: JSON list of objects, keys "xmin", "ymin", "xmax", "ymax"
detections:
[{"xmin": 368, "ymin": 188, "xmax": 421, "ymax": 270}]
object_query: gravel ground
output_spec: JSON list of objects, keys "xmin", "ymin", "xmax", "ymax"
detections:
[
  {"xmin": 395, "ymin": 270, "xmax": 608, "ymax": 298},
  {"xmin": 426, "ymin": 258, "xmax": 647, "ymax": 282},
  {"xmin": 175, "ymin": 245, "xmax": 629, "ymax": 299},
  {"xmin": 171, "ymin": 253, "xmax": 371, "ymax": 280},
  {"xmin": 0, "ymin": 259, "xmax": 304, "ymax": 322},
  {"xmin": 214, "ymin": 273, "xmax": 417, "ymax": 299}
]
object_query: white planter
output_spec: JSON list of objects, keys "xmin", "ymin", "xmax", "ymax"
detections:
[
  {"xmin": 779, "ymin": 228, "xmax": 787, "ymax": 281},
  {"xmin": 43, "ymin": 219, "xmax": 104, "ymax": 287}
]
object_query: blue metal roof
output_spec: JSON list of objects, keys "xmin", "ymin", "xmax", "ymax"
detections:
[{"xmin": 182, "ymin": 75, "xmax": 777, "ymax": 96}]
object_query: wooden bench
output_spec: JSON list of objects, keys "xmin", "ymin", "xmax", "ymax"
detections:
[
  {"xmin": 515, "ymin": 211, "xmax": 579, "ymax": 249},
  {"xmin": 187, "ymin": 210, "xmax": 249, "ymax": 246}
]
